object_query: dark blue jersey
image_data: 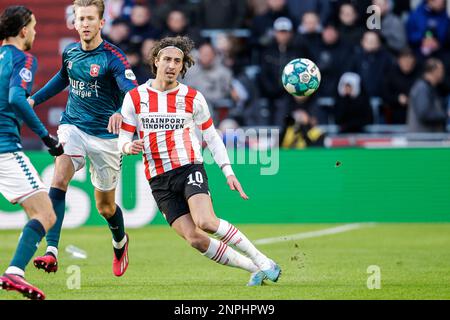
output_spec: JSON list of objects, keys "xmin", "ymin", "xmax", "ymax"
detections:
[
  {"xmin": 0, "ymin": 45, "xmax": 48, "ymax": 153},
  {"xmin": 32, "ymin": 40, "xmax": 138, "ymax": 138}
]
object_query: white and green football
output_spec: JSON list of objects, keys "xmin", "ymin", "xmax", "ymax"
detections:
[{"xmin": 282, "ymin": 58, "xmax": 321, "ymax": 97}]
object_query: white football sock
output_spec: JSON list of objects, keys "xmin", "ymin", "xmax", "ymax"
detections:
[
  {"xmin": 112, "ymin": 234, "xmax": 127, "ymax": 249},
  {"xmin": 47, "ymin": 246, "xmax": 58, "ymax": 258},
  {"xmin": 203, "ymin": 238, "xmax": 258, "ymax": 273},
  {"xmin": 214, "ymin": 219, "xmax": 272, "ymax": 270},
  {"xmin": 5, "ymin": 266, "xmax": 25, "ymax": 277}
]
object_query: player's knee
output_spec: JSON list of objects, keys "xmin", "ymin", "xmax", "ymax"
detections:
[
  {"xmin": 96, "ymin": 202, "xmax": 115, "ymax": 219},
  {"xmin": 51, "ymin": 173, "xmax": 70, "ymax": 190},
  {"xmin": 186, "ymin": 233, "xmax": 209, "ymax": 252},
  {"xmin": 195, "ymin": 218, "xmax": 218, "ymax": 233}
]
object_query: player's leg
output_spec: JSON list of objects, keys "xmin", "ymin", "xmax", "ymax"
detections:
[
  {"xmin": 188, "ymin": 193, "xmax": 281, "ymax": 282},
  {"xmin": 94, "ymin": 188, "xmax": 129, "ymax": 276},
  {"xmin": 34, "ymin": 124, "xmax": 85, "ymax": 272},
  {"xmin": 1, "ymin": 192, "xmax": 55, "ymax": 300},
  {"xmin": 0, "ymin": 152, "xmax": 56, "ymax": 299},
  {"xmin": 88, "ymin": 136, "xmax": 128, "ymax": 276},
  {"xmin": 171, "ymin": 214, "xmax": 259, "ymax": 274},
  {"xmin": 46, "ymin": 155, "xmax": 75, "ymax": 252}
]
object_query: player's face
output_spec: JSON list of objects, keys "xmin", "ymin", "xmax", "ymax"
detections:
[
  {"xmin": 74, "ymin": 5, "xmax": 105, "ymax": 43},
  {"xmin": 155, "ymin": 49, "xmax": 183, "ymax": 84},
  {"xmin": 23, "ymin": 14, "xmax": 37, "ymax": 51}
]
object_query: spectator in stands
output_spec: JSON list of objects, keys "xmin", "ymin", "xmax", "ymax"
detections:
[
  {"xmin": 281, "ymin": 107, "xmax": 326, "ymax": 148},
  {"xmin": 295, "ymin": 11, "xmax": 322, "ymax": 58},
  {"xmin": 129, "ymin": 4, "xmax": 160, "ymax": 46},
  {"xmin": 123, "ymin": 45, "xmax": 151, "ymax": 84},
  {"xmin": 140, "ymin": 38, "xmax": 157, "ymax": 65},
  {"xmin": 151, "ymin": 0, "xmax": 193, "ymax": 29},
  {"xmin": 258, "ymin": 17, "xmax": 300, "ymax": 127},
  {"xmin": 104, "ymin": 18, "xmax": 130, "ymax": 48},
  {"xmin": 372, "ymin": 0, "xmax": 408, "ymax": 54},
  {"xmin": 183, "ymin": 42, "xmax": 234, "ymax": 121},
  {"xmin": 251, "ymin": 0, "xmax": 296, "ymax": 50},
  {"xmin": 336, "ymin": 2, "xmax": 364, "ymax": 46},
  {"xmin": 286, "ymin": 0, "xmax": 331, "ymax": 25},
  {"xmin": 351, "ymin": 31, "xmax": 393, "ymax": 115},
  {"xmin": 215, "ymin": 33, "xmax": 250, "ymax": 75},
  {"xmin": 310, "ymin": 22, "xmax": 353, "ymax": 124},
  {"xmin": 335, "ymin": 72, "xmax": 373, "ymax": 133},
  {"xmin": 382, "ymin": 48, "xmax": 420, "ymax": 124},
  {"xmin": 407, "ymin": 58, "xmax": 447, "ymax": 132},
  {"xmin": 406, "ymin": 0, "xmax": 450, "ymax": 58},
  {"xmin": 161, "ymin": 9, "xmax": 202, "ymax": 47},
  {"xmin": 196, "ymin": 0, "xmax": 247, "ymax": 29},
  {"xmin": 333, "ymin": 0, "xmax": 373, "ymax": 24}
]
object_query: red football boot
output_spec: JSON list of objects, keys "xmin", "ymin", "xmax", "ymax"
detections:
[
  {"xmin": 0, "ymin": 273, "xmax": 45, "ymax": 300},
  {"xmin": 33, "ymin": 253, "xmax": 58, "ymax": 273},
  {"xmin": 113, "ymin": 234, "xmax": 129, "ymax": 277}
]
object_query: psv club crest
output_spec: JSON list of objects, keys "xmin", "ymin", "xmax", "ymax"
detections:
[{"xmin": 90, "ymin": 64, "xmax": 100, "ymax": 77}]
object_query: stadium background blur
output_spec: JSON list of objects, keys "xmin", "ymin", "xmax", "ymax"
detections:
[{"xmin": 0, "ymin": 0, "xmax": 449, "ymax": 149}]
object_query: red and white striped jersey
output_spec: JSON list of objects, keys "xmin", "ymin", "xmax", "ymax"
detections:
[{"xmin": 120, "ymin": 81, "xmax": 215, "ymax": 179}]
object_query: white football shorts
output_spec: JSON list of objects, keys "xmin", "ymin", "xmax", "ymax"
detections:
[
  {"xmin": 0, "ymin": 151, "xmax": 47, "ymax": 204},
  {"xmin": 57, "ymin": 124, "xmax": 122, "ymax": 191}
]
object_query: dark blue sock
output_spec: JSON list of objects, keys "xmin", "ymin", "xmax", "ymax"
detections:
[
  {"xmin": 10, "ymin": 219, "xmax": 46, "ymax": 271},
  {"xmin": 46, "ymin": 187, "xmax": 66, "ymax": 248},
  {"xmin": 107, "ymin": 205, "xmax": 126, "ymax": 242}
]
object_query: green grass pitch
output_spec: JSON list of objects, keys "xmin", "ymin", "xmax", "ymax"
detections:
[{"xmin": 1, "ymin": 223, "xmax": 449, "ymax": 300}]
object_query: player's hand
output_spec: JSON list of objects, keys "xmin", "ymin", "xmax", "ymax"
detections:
[
  {"xmin": 226, "ymin": 175, "xmax": 249, "ymax": 200},
  {"xmin": 108, "ymin": 113, "xmax": 123, "ymax": 135},
  {"xmin": 125, "ymin": 139, "xmax": 144, "ymax": 155},
  {"xmin": 27, "ymin": 98, "xmax": 35, "ymax": 108},
  {"xmin": 42, "ymin": 134, "xmax": 64, "ymax": 157}
]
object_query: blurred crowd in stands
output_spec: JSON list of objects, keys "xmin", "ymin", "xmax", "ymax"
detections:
[{"xmin": 77, "ymin": 0, "xmax": 450, "ymax": 141}]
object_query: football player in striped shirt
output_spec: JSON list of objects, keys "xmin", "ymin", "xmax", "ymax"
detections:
[
  {"xmin": 0, "ymin": 5, "xmax": 64, "ymax": 300},
  {"xmin": 118, "ymin": 36, "xmax": 281, "ymax": 286},
  {"xmin": 28, "ymin": 0, "xmax": 137, "ymax": 277}
]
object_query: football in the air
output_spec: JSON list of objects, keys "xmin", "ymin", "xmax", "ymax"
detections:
[{"xmin": 282, "ymin": 58, "xmax": 321, "ymax": 97}]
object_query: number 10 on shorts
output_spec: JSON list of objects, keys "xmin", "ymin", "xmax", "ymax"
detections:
[{"xmin": 187, "ymin": 171, "xmax": 203, "ymax": 188}]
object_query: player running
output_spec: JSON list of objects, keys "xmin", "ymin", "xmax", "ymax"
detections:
[
  {"xmin": 28, "ymin": 0, "xmax": 138, "ymax": 277},
  {"xmin": 118, "ymin": 36, "xmax": 281, "ymax": 286},
  {"xmin": 0, "ymin": 6, "xmax": 64, "ymax": 300}
]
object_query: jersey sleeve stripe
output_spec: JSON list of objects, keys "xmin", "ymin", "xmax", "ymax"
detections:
[
  {"xmin": 104, "ymin": 42, "xmax": 138, "ymax": 86},
  {"xmin": 21, "ymin": 53, "xmax": 34, "ymax": 89},
  {"xmin": 129, "ymin": 88, "xmax": 141, "ymax": 114},
  {"xmin": 200, "ymin": 117, "xmax": 213, "ymax": 130},
  {"xmin": 185, "ymin": 87, "xmax": 197, "ymax": 113},
  {"xmin": 121, "ymin": 122, "xmax": 136, "ymax": 133}
]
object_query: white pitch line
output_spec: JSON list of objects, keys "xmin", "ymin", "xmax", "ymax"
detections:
[{"xmin": 254, "ymin": 223, "xmax": 376, "ymax": 245}]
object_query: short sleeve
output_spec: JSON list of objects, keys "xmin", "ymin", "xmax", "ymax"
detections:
[
  {"xmin": 193, "ymin": 91, "xmax": 213, "ymax": 130},
  {"xmin": 9, "ymin": 53, "xmax": 37, "ymax": 96}
]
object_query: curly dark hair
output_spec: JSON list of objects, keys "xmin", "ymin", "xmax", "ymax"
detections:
[
  {"xmin": 0, "ymin": 6, "xmax": 32, "ymax": 40},
  {"xmin": 148, "ymin": 36, "xmax": 195, "ymax": 79}
]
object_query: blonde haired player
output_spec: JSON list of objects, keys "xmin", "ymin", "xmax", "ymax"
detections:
[{"xmin": 118, "ymin": 36, "xmax": 281, "ymax": 286}]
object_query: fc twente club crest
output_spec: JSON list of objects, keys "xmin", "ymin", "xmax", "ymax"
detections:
[{"xmin": 90, "ymin": 64, "xmax": 100, "ymax": 77}]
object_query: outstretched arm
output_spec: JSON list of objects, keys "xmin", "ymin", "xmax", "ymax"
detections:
[
  {"xmin": 202, "ymin": 124, "xmax": 249, "ymax": 200},
  {"xmin": 30, "ymin": 71, "xmax": 69, "ymax": 107}
]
